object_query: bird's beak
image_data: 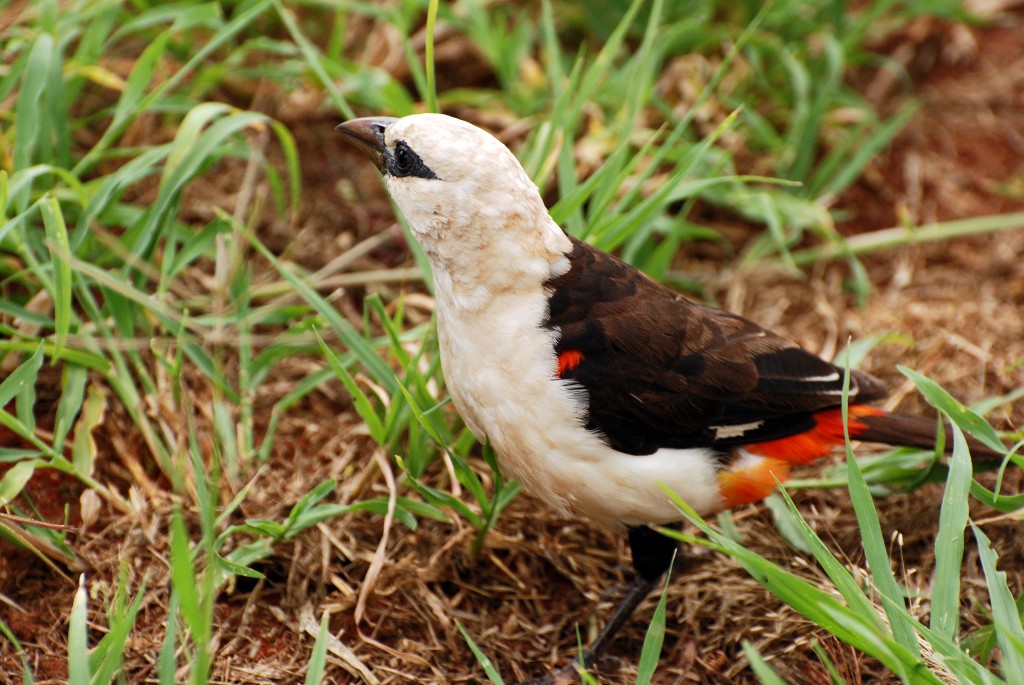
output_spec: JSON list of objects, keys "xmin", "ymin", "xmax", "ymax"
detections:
[{"xmin": 336, "ymin": 117, "xmax": 398, "ymax": 173}]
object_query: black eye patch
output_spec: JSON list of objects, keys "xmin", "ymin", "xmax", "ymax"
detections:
[{"xmin": 387, "ymin": 140, "xmax": 439, "ymax": 180}]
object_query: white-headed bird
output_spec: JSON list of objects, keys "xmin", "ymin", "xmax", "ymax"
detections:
[{"xmin": 338, "ymin": 113, "xmax": 1005, "ymax": 681}]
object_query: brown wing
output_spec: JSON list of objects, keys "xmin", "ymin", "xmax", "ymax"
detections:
[{"xmin": 544, "ymin": 236, "xmax": 888, "ymax": 455}]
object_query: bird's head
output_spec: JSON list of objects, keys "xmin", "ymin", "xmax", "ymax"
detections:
[{"xmin": 338, "ymin": 114, "xmax": 570, "ymax": 299}]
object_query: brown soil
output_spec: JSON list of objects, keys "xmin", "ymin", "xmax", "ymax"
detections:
[{"xmin": 2, "ymin": 6, "xmax": 1024, "ymax": 685}]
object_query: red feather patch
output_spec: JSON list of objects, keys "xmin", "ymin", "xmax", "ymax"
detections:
[
  {"xmin": 557, "ymin": 349, "xmax": 584, "ymax": 377},
  {"xmin": 744, "ymin": 405, "xmax": 884, "ymax": 465},
  {"xmin": 719, "ymin": 458, "xmax": 791, "ymax": 508},
  {"xmin": 720, "ymin": 405, "xmax": 885, "ymax": 508}
]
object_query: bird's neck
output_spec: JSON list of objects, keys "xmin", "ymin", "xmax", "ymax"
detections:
[{"xmin": 422, "ymin": 213, "xmax": 572, "ymax": 314}]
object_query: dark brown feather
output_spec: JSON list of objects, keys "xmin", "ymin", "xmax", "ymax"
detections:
[{"xmin": 544, "ymin": 236, "xmax": 888, "ymax": 455}]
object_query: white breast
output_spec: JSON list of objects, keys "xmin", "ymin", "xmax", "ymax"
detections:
[{"xmin": 434, "ymin": 285, "xmax": 725, "ymax": 530}]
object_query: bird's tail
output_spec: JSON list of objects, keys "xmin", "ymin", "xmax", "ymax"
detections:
[
  {"xmin": 725, "ymin": 406, "xmax": 1008, "ymax": 509},
  {"xmin": 745, "ymin": 405, "xmax": 1007, "ymax": 464},
  {"xmin": 854, "ymin": 408, "xmax": 1006, "ymax": 461}
]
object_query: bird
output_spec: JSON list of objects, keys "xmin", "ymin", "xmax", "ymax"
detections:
[{"xmin": 336, "ymin": 113, "xmax": 1006, "ymax": 681}]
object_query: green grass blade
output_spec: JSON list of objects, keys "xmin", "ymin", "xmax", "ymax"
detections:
[
  {"xmin": 930, "ymin": 423, "xmax": 972, "ymax": 639},
  {"xmin": 75, "ymin": 0, "xmax": 275, "ymax": 176},
  {"xmin": 40, "ymin": 195, "xmax": 71, "ymax": 356},
  {"xmin": 658, "ymin": 503, "xmax": 939, "ymax": 683},
  {"xmin": 168, "ymin": 511, "xmax": 200, "ymax": 635},
  {"xmin": 133, "ymin": 107, "xmax": 274, "ymax": 261},
  {"xmin": 0, "ymin": 170, "xmax": 7, "ymax": 220},
  {"xmin": 133, "ymin": 2, "xmax": 222, "ymax": 37},
  {"xmin": 267, "ymin": 119, "xmax": 302, "ymax": 224},
  {"xmin": 53, "ymin": 364, "xmax": 86, "ymax": 455},
  {"xmin": 0, "ymin": 615, "xmax": 24, "ymax": 656},
  {"xmin": 971, "ymin": 522, "xmax": 1024, "ymax": 680},
  {"xmin": 539, "ymin": 0, "xmax": 563, "ymax": 85},
  {"xmin": 788, "ymin": 212, "xmax": 1024, "ymax": 269},
  {"xmin": 841, "ymin": 361, "xmax": 920, "ymax": 656},
  {"xmin": 743, "ymin": 641, "xmax": 787, "ymax": 685},
  {"xmin": 68, "ymin": 575, "xmax": 90, "ymax": 685},
  {"xmin": 71, "ymin": 145, "xmax": 169, "ymax": 248},
  {"xmin": 530, "ymin": 0, "xmax": 644, "ymax": 190},
  {"xmin": 969, "ymin": 473, "xmax": 1024, "ymax": 513},
  {"xmin": 899, "ymin": 366, "xmax": 1006, "ymax": 455},
  {"xmin": 0, "ymin": 343, "xmax": 45, "ymax": 408},
  {"xmin": 393, "ymin": 381, "xmax": 449, "ymax": 450},
  {"xmin": 304, "ymin": 611, "xmax": 331, "ymax": 685},
  {"xmin": 907, "ymin": 617, "xmax": 1008, "ymax": 685},
  {"xmin": 763, "ymin": 492, "xmax": 812, "ymax": 553},
  {"xmin": 72, "ymin": 31, "xmax": 170, "ymax": 177},
  {"xmin": 68, "ymin": 382, "xmax": 103, "ymax": 483},
  {"xmin": 636, "ymin": 556, "xmax": 673, "ymax": 685},
  {"xmin": 817, "ymin": 101, "xmax": 919, "ymax": 199},
  {"xmin": 0, "ymin": 459, "xmax": 38, "ymax": 508},
  {"xmin": 248, "ymin": 233, "xmax": 397, "ymax": 392},
  {"xmin": 424, "ymin": 0, "xmax": 439, "ymax": 112},
  {"xmin": 394, "ymin": 380, "xmax": 490, "ymax": 513},
  {"xmin": 5, "ymin": 165, "xmax": 87, "ymax": 215},
  {"xmin": 809, "ymin": 638, "xmax": 845, "ymax": 685},
  {"xmin": 619, "ymin": 0, "xmax": 663, "ymax": 131},
  {"xmin": 89, "ymin": 575, "xmax": 147, "ymax": 685},
  {"xmin": 771, "ymin": 486, "xmax": 884, "ymax": 631},
  {"xmin": 271, "ymin": 0, "xmax": 354, "ymax": 120},
  {"xmin": 12, "ymin": 33, "xmax": 57, "ymax": 182},
  {"xmin": 317, "ymin": 332, "xmax": 385, "ymax": 444},
  {"xmin": 456, "ymin": 620, "xmax": 504, "ymax": 684},
  {"xmin": 157, "ymin": 593, "xmax": 179, "ymax": 684},
  {"xmin": 394, "ymin": 456, "xmax": 483, "ymax": 529}
]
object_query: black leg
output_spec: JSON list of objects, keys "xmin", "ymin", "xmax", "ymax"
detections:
[
  {"xmin": 627, "ymin": 525, "xmax": 679, "ymax": 581},
  {"xmin": 585, "ymin": 526, "xmax": 678, "ymax": 658},
  {"xmin": 518, "ymin": 526, "xmax": 679, "ymax": 684}
]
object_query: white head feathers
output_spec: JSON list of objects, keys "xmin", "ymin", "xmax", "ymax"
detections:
[{"xmin": 342, "ymin": 114, "xmax": 571, "ymax": 306}]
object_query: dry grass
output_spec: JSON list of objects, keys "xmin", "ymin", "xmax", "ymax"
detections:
[{"xmin": 2, "ymin": 7, "xmax": 1024, "ymax": 685}]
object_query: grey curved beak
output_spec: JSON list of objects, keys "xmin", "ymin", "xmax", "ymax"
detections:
[{"xmin": 336, "ymin": 117, "xmax": 398, "ymax": 173}]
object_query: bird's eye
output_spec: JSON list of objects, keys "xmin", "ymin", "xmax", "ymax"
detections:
[
  {"xmin": 388, "ymin": 140, "xmax": 438, "ymax": 180},
  {"xmin": 394, "ymin": 144, "xmax": 414, "ymax": 174}
]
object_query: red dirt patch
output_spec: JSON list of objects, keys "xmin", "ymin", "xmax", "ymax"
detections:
[{"xmin": 841, "ymin": 12, "xmax": 1024, "ymax": 230}]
